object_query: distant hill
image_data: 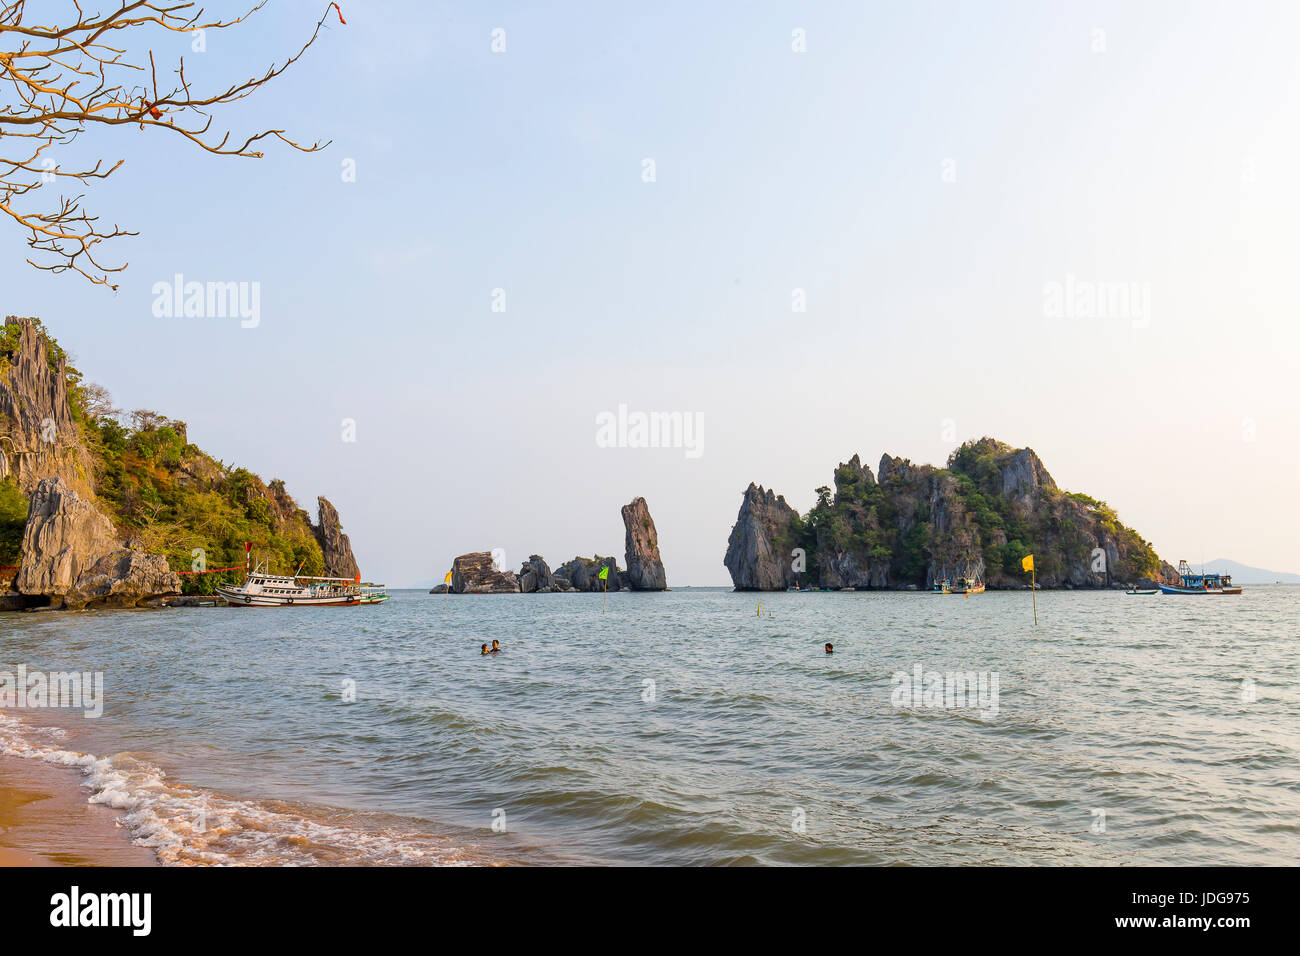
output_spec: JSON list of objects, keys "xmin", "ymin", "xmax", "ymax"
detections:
[
  {"xmin": 0, "ymin": 316, "xmax": 359, "ymax": 600},
  {"xmin": 1202, "ymin": 559, "xmax": 1300, "ymax": 584}
]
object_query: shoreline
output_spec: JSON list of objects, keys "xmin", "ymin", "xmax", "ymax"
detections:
[{"xmin": 0, "ymin": 751, "xmax": 158, "ymax": 867}]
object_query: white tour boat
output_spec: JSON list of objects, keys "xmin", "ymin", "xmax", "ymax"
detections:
[{"xmin": 216, "ymin": 560, "xmax": 389, "ymax": 607}]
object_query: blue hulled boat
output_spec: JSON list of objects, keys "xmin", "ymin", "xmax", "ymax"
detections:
[{"xmin": 1157, "ymin": 560, "xmax": 1242, "ymax": 595}]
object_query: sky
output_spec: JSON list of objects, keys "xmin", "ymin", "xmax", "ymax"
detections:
[{"xmin": 4, "ymin": 0, "xmax": 1299, "ymax": 586}]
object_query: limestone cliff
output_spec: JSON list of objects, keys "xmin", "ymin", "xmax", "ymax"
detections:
[
  {"xmin": 312, "ymin": 496, "xmax": 360, "ymax": 579},
  {"xmin": 723, "ymin": 483, "xmax": 800, "ymax": 591},
  {"xmin": 726, "ymin": 437, "xmax": 1167, "ymax": 590},
  {"xmin": 16, "ymin": 476, "xmax": 180, "ymax": 608},
  {"xmin": 0, "ymin": 316, "xmax": 365, "ymax": 606},
  {"xmin": 0, "ymin": 317, "xmax": 93, "ymax": 497},
  {"xmin": 621, "ymin": 497, "xmax": 666, "ymax": 590}
]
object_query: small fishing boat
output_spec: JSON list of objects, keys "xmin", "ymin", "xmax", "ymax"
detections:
[
  {"xmin": 1125, "ymin": 587, "xmax": 1158, "ymax": 595},
  {"xmin": 217, "ymin": 559, "xmax": 389, "ymax": 607},
  {"xmin": 936, "ymin": 567, "xmax": 984, "ymax": 595},
  {"xmin": 1156, "ymin": 560, "xmax": 1243, "ymax": 596}
]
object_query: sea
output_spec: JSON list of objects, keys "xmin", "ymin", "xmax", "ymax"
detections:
[{"xmin": 1, "ymin": 586, "xmax": 1296, "ymax": 865}]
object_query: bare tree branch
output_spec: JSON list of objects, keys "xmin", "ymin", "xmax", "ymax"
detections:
[{"xmin": 0, "ymin": 1, "xmax": 343, "ymax": 288}]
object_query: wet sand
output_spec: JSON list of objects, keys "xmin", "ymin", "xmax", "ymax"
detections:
[{"xmin": 0, "ymin": 755, "xmax": 157, "ymax": 866}]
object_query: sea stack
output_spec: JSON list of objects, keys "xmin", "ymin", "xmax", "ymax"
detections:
[
  {"xmin": 723, "ymin": 483, "xmax": 799, "ymax": 590},
  {"xmin": 621, "ymin": 496, "xmax": 667, "ymax": 590},
  {"xmin": 313, "ymin": 496, "xmax": 360, "ymax": 579},
  {"xmin": 450, "ymin": 551, "xmax": 521, "ymax": 593}
]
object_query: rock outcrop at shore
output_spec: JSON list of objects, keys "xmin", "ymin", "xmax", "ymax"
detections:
[
  {"xmin": 621, "ymin": 497, "xmax": 667, "ymax": 590},
  {"xmin": 723, "ymin": 483, "xmax": 800, "ymax": 590},
  {"xmin": 0, "ymin": 316, "xmax": 366, "ymax": 610},
  {"xmin": 65, "ymin": 549, "xmax": 182, "ymax": 609},
  {"xmin": 725, "ymin": 437, "xmax": 1169, "ymax": 590},
  {"xmin": 1158, "ymin": 560, "xmax": 1182, "ymax": 586},
  {"xmin": 312, "ymin": 496, "xmax": 360, "ymax": 580},
  {"xmin": 450, "ymin": 551, "xmax": 521, "ymax": 593},
  {"xmin": 16, "ymin": 476, "xmax": 180, "ymax": 608}
]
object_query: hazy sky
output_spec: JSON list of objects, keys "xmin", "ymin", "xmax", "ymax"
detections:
[{"xmin": 5, "ymin": 1, "xmax": 1299, "ymax": 586}]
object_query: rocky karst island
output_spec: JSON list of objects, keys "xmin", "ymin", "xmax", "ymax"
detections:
[
  {"xmin": 0, "ymin": 317, "xmax": 1186, "ymax": 607},
  {"xmin": 0, "ymin": 316, "xmax": 359, "ymax": 610},
  {"xmin": 433, "ymin": 496, "xmax": 668, "ymax": 594},
  {"xmin": 725, "ymin": 438, "xmax": 1179, "ymax": 591}
]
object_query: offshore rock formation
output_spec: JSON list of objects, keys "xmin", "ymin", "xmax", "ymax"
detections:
[
  {"xmin": 437, "ymin": 498, "xmax": 667, "ymax": 595},
  {"xmin": 450, "ymin": 551, "xmax": 521, "ymax": 593},
  {"xmin": 16, "ymin": 476, "xmax": 180, "ymax": 608},
  {"xmin": 517, "ymin": 555, "xmax": 576, "ymax": 593},
  {"xmin": 518, "ymin": 555, "xmax": 551, "ymax": 592},
  {"xmin": 621, "ymin": 497, "xmax": 667, "ymax": 590},
  {"xmin": 726, "ymin": 437, "xmax": 1168, "ymax": 590},
  {"xmin": 723, "ymin": 483, "xmax": 800, "ymax": 591},
  {"xmin": 553, "ymin": 556, "xmax": 622, "ymax": 592},
  {"xmin": 312, "ymin": 496, "xmax": 360, "ymax": 579}
]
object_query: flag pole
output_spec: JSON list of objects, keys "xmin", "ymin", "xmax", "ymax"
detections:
[
  {"xmin": 1031, "ymin": 564, "xmax": 1038, "ymax": 626},
  {"xmin": 603, "ymin": 572, "xmax": 607, "ymax": 613},
  {"xmin": 1022, "ymin": 553, "xmax": 1038, "ymax": 626}
]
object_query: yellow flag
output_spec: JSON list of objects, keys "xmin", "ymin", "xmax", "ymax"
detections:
[
  {"xmin": 1021, "ymin": 554, "xmax": 1035, "ymax": 572},
  {"xmin": 444, "ymin": 571, "xmax": 453, "ymax": 583}
]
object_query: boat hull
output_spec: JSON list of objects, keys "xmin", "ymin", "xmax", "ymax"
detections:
[
  {"xmin": 215, "ymin": 587, "xmax": 389, "ymax": 607},
  {"xmin": 1156, "ymin": 583, "xmax": 1242, "ymax": 595}
]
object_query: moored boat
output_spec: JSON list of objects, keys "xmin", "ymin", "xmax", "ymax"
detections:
[
  {"xmin": 1156, "ymin": 560, "xmax": 1242, "ymax": 595},
  {"xmin": 216, "ymin": 560, "xmax": 389, "ymax": 607},
  {"xmin": 937, "ymin": 567, "xmax": 984, "ymax": 595}
]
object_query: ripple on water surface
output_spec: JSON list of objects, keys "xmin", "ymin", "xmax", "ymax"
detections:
[{"xmin": 0, "ymin": 587, "xmax": 1297, "ymax": 865}]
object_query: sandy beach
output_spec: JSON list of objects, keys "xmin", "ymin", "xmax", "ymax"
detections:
[{"xmin": 0, "ymin": 754, "xmax": 156, "ymax": 867}]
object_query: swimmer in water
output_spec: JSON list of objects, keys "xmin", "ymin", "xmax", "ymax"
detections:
[
  {"xmin": 490, "ymin": 640, "xmax": 501, "ymax": 653},
  {"xmin": 825, "ymin": 642, "xmax": 834, "ymax": 654},
  {"xmin": 481, "ymin": 644, "xmax": 490, "ymax": 655}
]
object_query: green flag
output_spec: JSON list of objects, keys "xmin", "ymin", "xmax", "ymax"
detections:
[{"xmin": 598, "ymin": 566, "xmax": 609, "ymax": 580}]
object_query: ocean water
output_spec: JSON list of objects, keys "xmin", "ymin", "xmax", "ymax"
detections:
[{"xmin": 1, "ymin": 587, "xmax": 1297, "ymax": 866}]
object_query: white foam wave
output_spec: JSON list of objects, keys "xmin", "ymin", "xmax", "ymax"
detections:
[{"xmin": 0, "ymin": 710, "xmax": 482, "ymax": 866}]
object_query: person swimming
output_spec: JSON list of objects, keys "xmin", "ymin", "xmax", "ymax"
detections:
[
  {"xmin": 825, "ymin": 643, "xmax": 834, "ymax": 654},
  {"xmin": 490, "ymin": 640, "xmax": 501, "ymax": 654},
  {"xmin": 480, "ymin": 644, "xmax": 490, "ymax": 655}
]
